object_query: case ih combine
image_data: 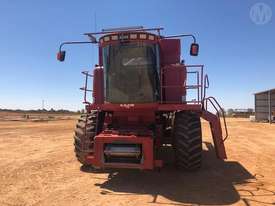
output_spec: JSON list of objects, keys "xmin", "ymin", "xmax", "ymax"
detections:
[{"xmin": 57, "ymin": 26, "xmax": 228, "ymax": 170}]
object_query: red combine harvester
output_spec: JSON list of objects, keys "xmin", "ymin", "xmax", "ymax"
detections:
[{"xmin": 57, "ymin": 26, "xmax": 228, "ymax": 170}]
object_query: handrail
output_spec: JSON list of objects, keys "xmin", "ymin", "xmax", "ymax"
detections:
[
  {"xmin": 160, "ymin": 65, "xmax": 205, "ymax": 104},
  {"xmin": 82, "ymin": 71, "xmax": 93, "ymax": 77},
  {"xmin": 84, "ymin": 27, "xmax": 164, "ymax": 36},
  {"xmin": 80, "ymin": 70, "xmax": 93, "ymax": 104},
  {"xmin": 203, "ymin": 74, "xmax": 209, "ymax": 100},
  {"xmin": 204, "ymin": 96, "xmax": 228, "ymax": 142}
]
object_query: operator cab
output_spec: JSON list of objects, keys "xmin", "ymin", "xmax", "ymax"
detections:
[
  {"xmin": 99, "ymin": 32, "xmax": 160, "ymax": 104},
  {"xmin": 56, "ymin": 26, "xmax": 200, "ymax": 105}
]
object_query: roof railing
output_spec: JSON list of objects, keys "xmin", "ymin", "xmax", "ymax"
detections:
[
  {"xmin": 102, "ymin": 26, "xmax": 144, "ymax": 32},
  {"xmin": 84, "ymin": 27, "xmax": 164, "ymax": 36}
]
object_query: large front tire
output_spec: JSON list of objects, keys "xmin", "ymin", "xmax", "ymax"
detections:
[
  {"xmin": 74, "ymin": 111, "xmax": 104, "ymax": 165},
  {"xmin": 173, "ymin": 111, "xmax": 202, "ymax": 170}
]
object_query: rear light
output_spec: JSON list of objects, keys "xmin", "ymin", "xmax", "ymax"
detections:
[
  {"xmin": 104, "ymin": 36, "xmax": 110, "ymax": 42},
  {"xmin": 99, "ymin": 33, "xmax": 156, "ymax": 43},
  {"xmin": 111, "ymin": 35, "xmax": 118, "ymax": 40},
  {"xmin": 148, "ymin": 35, "xmax": 155, "ymax": 40},
  {"xmin": 130, "ymin": 34, "xmax": 137, "ymax": 39},
  {"xmin": 139, "ymin": 34, "xmax": 147, "ymax": 39},
  {"xmin": 120, "ymin": 34, "xmax": 129, "ymax": 40}
]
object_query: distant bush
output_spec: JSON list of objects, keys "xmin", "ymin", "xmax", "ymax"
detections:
[{"xmin": 0, "ymin": 108, "xmax": 79, "ymax": 114}]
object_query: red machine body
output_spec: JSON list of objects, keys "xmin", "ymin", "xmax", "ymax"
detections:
[{"xmin": 59, "ymin": 27, "xmax": 228, "ymax": 170}]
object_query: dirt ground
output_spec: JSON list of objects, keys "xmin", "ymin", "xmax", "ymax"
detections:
[{"xmin": 0, "ymin": 118, "xmax": 275, "ymax": 206}]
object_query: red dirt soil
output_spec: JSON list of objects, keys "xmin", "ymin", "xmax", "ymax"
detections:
[{"xmin": 0, "ymin": 118, "xmax": 275, "ymax": 206}]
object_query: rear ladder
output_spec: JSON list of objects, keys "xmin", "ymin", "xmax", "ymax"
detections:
[{"xmin": 202, "ymin": 96, "xmax": 228, "ymax": 159}]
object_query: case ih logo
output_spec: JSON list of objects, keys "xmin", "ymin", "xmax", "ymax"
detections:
[
  {"xmin": 250, "ymin": 3, "xmax": 272, "ymax": 25},
  {"xmin": 119, "ymin": 104, "xmax": 135, "ymax": 109}
]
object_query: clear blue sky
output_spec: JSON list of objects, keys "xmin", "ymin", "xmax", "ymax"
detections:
[{"xmin": 0, "ymin": 0, "xmax": 274, "ymax": 111}]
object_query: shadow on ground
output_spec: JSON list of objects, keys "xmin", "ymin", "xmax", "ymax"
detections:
[{"xmin": 81, "ymin": 142, "xmax": 266, "ymax": 205}]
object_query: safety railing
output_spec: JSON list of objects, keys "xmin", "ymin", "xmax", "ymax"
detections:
[
  {"xmin": 186, "ymin": 65, "xmax": 203, "ymax": 104},
  {"xmin": 160, "ymin": 65, "xmax": 208, "ymax": 104},
  {"xmin": 203, "ymin": 96, "xmax": 228, "ymax": 142},
  {"xmin": 80, "ymin": 71, "xmax": 93, "ymax": 105},
  {"xmin": 80, "ymin": 65, "xmax": 211, "ymax": 108}
]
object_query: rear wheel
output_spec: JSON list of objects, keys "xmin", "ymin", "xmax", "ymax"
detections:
[
  {"xmin": 74, "ymin": 111, "xmax": 104, "ymax": 165},
  {"xmin": 173, "ymin": 111, "xmax": 202, "ymax": 170}
]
